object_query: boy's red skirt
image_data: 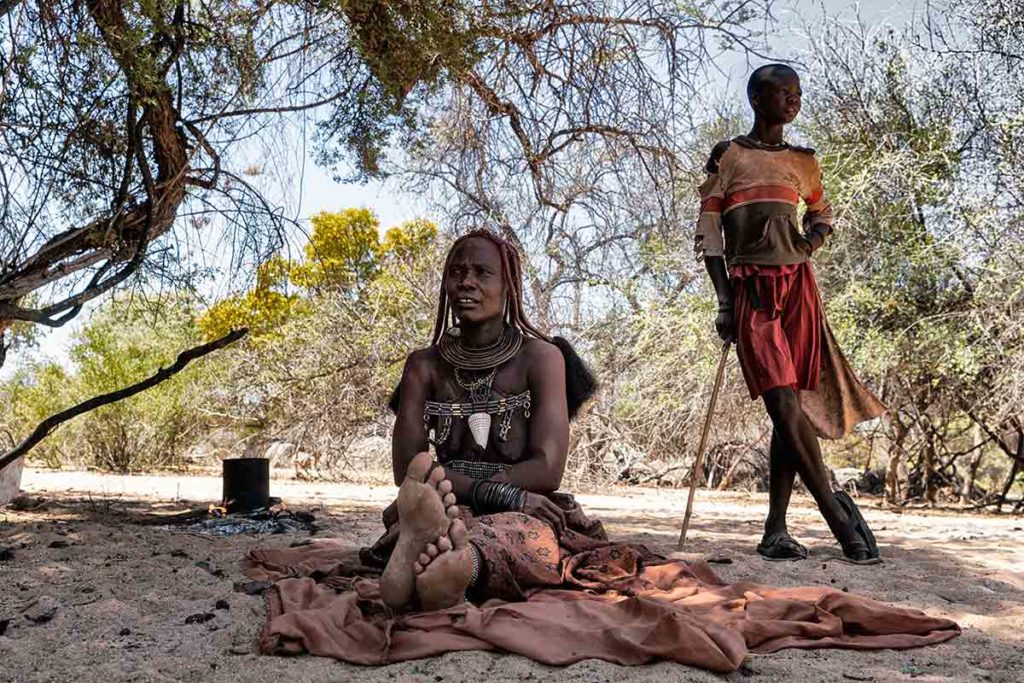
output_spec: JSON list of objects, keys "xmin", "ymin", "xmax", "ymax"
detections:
[{"xmin": 730, "ymin": 262, "xmax": 821, "ymax": 399}]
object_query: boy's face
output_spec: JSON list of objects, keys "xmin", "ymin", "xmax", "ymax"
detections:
[{"xmin": 753, "ymin": 73, "xmax": 802, "ymax": 125}]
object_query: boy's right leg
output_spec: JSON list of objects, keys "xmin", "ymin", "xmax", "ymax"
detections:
[
  {"xmin": 758, "ymin": 428, "xmax": 808, "ymax": 560},
  {"xmin": 765, "ymin": 429, "xmax": 796, "ymax": 537}
]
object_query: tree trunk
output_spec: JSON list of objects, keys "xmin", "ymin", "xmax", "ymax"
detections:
[
  {"xmin": 923, "ymin": 419, "xmax": 938, "ymax": 506},
  {"xmin": 961, "ymin": 422, "xmax": 984, "ymax": 504},
  {"xmin": 886, "ymin": 415, "xmax": 907, "ymax": 505},
  {"xmin": 996, "ymin": 428, "xmax": 1023, "ymax": 512}
]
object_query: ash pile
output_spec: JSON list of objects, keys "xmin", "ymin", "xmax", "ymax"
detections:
[{"xmin": 157, "ymin": 500, "xmax": 318, "ymax": 537}]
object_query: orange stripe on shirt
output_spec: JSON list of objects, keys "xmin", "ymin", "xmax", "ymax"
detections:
[
  {"xmin": 805, "ymin": 187, "xmax": 825, "ymax": 205},
  {"xmin": 723, "ymin": 185, "xmax": 800, "ymax": 212},
  {"xmin": 700, "ymin": 197, "xmax": 723, "ymax": 213}
]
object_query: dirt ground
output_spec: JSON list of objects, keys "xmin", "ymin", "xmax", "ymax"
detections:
[{"xmin": 1, "ymin": 469, "xmax": 1022, "ymax": 682}]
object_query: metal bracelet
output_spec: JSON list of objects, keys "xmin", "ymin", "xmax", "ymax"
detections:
[{"xmin": 473, "ymin": 481, "xmax": 526, "ymax": 514}]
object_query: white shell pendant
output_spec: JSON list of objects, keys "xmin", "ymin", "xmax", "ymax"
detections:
[{"xmin": 467, "ymin": 412, "xmax": 491, "ymax": 450}]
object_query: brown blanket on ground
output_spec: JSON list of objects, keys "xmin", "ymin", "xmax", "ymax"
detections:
[{"xmin": 245, "ymin": 541, "xmax": 959, "ymax": 672}]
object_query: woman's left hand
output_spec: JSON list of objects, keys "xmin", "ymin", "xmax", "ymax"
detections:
[{"xmin": 520, "ymin": 492, "xmax": 566, "ymax": 537}]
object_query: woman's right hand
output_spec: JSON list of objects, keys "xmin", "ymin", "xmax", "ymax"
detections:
[{"xmin": 520, "ymin": 492, "xmax": 566, "ymax": 537}]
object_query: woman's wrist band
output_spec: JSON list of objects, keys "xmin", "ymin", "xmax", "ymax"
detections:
[{"xmin": 471, "ymin": 481, "xmax": 527, "ymax": 513}]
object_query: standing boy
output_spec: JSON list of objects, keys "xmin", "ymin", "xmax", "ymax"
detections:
[{"xmin": 696, "ymin": 64, "xmax": 885, "ymax": 562}]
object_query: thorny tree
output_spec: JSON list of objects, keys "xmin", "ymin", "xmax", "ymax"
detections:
[
  {"xmin": 0, "ymin": 1, "xmax": 775, "ymax": 467},
  {"xmin": 391, "ymin": 1, "xmax": 775, "ymax": 328},
  {"xmin": 0, "ymin": 1, "xmax": 774, "ymax": 369},
  {"xmin": 793, "ymin": 0, "xmax": 1024, "ymax": 509}
]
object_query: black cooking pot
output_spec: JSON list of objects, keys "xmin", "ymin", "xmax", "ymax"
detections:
[{"xmin": 222, "ymin": 457, "xmax": 270, "ymax": 513}]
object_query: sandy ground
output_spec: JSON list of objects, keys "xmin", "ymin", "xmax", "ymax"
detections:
[{"xmin": 1, "ymin": 468, "xmax": 1022, "ymax": 682}]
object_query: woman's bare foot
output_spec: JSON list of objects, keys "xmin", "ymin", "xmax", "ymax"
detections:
[
  {"xmin": 379, "ymin": 453, "xmax": 458, "ymax": 609},
  {"xmin": 414, "ymin": 519, "xmax": 475, "ymax": 611}
]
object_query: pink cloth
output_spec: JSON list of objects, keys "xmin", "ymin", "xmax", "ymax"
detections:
[{"xmin": 245, "ymin": 541, "xmax": 959, "ymax": 672}]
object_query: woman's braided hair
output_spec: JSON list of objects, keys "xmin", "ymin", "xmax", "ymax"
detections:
[{"xmin": 430, "ymin": 229, "xmax": 549, "ymax": 344}]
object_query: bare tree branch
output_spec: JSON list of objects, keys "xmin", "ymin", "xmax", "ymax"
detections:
[{"xmin": 0, "ymin": 328, "xmax": 248, "ymax": 473}]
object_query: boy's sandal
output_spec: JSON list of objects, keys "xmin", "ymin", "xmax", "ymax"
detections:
[
  {"xmin": 756, "ymin": 532, "xmax": 808, "ymax": 561},
  {"xmin": 833, "ymin": 490, "xmax": 882, "ymax": 564}
]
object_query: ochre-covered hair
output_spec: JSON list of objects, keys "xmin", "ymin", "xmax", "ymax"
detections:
[{"xmin": 430, "ymin": 229, "xmax": 549, "ymax": 344}]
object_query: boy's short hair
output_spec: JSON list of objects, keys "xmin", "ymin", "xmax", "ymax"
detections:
[{"xmin": 747, "ymin": 64, "xmax": 800, "ymax": 102}]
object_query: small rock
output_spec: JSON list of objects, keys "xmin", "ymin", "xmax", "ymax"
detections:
[
  {"xmin": 706, "ymin": 555, "xmax": 733, "ymax": 564},
  {"xmin": 0, "ymin": 547, "xmax": 13, "ymax": 561},
  {"xmin": 195, "ymin": 560, "xmax": 225, "ymax": 578},
  {"xmin": 737, "ymin": 661, "xmax": 759, "ymax": 676},
  {"xmin": 233, "ymin": 580, "xmax": 272, "ymax": 595},
  {"xmin": 184, "ymin": 612, "xmax": 215, "ymax": 625},
  {"xmin": 48, "ymin": 540, "xmax": 69, "ymax": 549},
  {"xmin": 214, "ymin": 599, "xmax": 230, "ymax": 611},
  {"xmin": 23, "ymin": 595, "xmax": 59, "ymax": 624},
  {"xmin": 228, "ymin": 645, "xmax": 250, "ymax": 655},
  {"xmin": 293, "ymin": 511, "xmax": 316, "ymax": 523},
  {"xmin": 10, "ymin": 495, "xmax": 46, "ymax": 511},
  {"xmin": 118, "ymin": 627, "xmax": 131, "ymax": 636},
  {"xmin": 170, "ymin": 549, "xmax": 189, "ymax": 558}
]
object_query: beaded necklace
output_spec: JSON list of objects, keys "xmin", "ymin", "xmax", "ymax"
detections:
[
  {"xmin": 427, "ymin": 325, "xmax": 529, "ymax": 451},
  {"xmin": 437, "ymin": 325, "xmax": 523, "ymax": 370}
]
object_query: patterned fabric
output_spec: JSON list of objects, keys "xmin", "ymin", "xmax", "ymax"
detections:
[
  {"xmin": 444, "ymin": 459, "xmax": 510, "ymax": 481},
  {"xmin": 361, "ymin": 492, "xmax": 612, "ymax": 603},
  {"xmin": 695, "ymin": 136, "xmax": 834, "ymax": 265}
]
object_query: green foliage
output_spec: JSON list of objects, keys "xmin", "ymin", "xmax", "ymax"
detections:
[
  {"xmin": 194, "ymin": 211, "xmax": 444, "ymax": 472},
  {"xmin": 197, "ymin": 209, "xmax": 437, "ymax": 341},
  {"xmin": 1, "ymin": 296, "xmax": 218, "ymax": 471},
  {"xmin": 0, "ymin": 363, "xmax": 72, "ymax": 467}
]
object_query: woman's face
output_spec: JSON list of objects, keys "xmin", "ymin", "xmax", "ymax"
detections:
[{"xmin": 445, "ymin": 237, "xmax": 506, "ymax": 325}]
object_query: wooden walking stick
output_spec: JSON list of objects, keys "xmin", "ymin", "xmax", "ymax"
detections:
[{"xmin": 676, "ymin": 341, "xmax": 731, "ymax": 550}]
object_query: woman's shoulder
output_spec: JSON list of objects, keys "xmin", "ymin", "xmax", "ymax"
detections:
[
  {"xmin": 404, "ymin": 345, "xmax": 442, "ymax": 376},
  {"xmin": 520, "ymin": 337, "xmax": 565, "ymax": 374}
]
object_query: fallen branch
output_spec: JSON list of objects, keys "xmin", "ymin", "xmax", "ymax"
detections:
[{"xmin": 0, "ymin": 328, "xmax": 248, "ymax": 473}]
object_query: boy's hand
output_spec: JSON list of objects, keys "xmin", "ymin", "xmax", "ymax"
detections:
[
  {"xmin": 803, "ymin": 226, "xmax": 827, "ymax": 254},
  {"xmin": 715, "ymin": 306, "xmax": 736, "ymax": 343}
]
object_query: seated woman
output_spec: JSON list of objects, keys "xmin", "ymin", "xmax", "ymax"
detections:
[{"xmin": 366, "ymin": 229, "xmax": 601, "ymax": 611}]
